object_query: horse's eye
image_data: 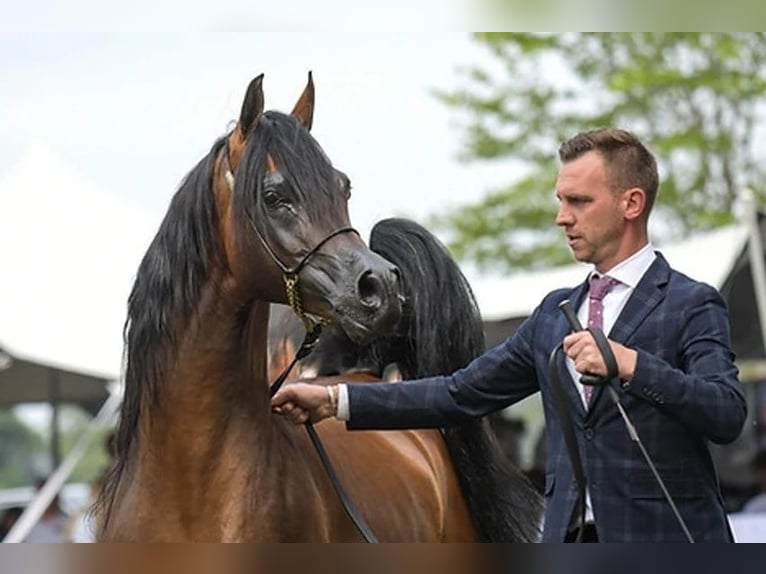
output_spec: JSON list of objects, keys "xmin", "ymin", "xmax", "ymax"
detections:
[
  {"xmin": 333, "ymin": 171, "xmax": 352, "ymax": 200},
  {"xmin": 263, "ymin": 190, "xmax": 282, "ymax": 209},
  {"xmin": 262, "ymin": 190, "xmax": 297, "ymax": 216}
]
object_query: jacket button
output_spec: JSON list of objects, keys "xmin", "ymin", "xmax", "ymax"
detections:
[{"xmin": 584, "ymin": 427, "xmax": 594, "ymax": 440}]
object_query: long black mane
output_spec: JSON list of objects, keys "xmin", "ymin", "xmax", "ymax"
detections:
[
  {"xmin": 98, "ymin": 111, "xmax": 340, "ymax": 532},
  {"xmin": 307, "ymin": 218, "xmax": 543, "ymax": 542},
  {"xmin": 95, "ymin": 136, "xmax": 224, "ymax": 531}
]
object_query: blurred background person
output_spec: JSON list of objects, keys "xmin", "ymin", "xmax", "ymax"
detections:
[
  {"xmin": 0, "ymin": 506, "xmax": 24, "ymax": 541},
  {"xmin": 741, "ymin": 449, "xmax": 766, "ymax": 513},
  {"xmin": 23, "ymin": 477, "xmax": 69, "ymax": 543}
]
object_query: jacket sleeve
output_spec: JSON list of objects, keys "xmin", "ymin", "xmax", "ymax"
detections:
[
  {"xmin": 346, "ymin": 306, "xmax": 544, "ymax": 430},
  {"xmin": 627, "ymin": 283, "xmax": 746, "ymax": 444}
]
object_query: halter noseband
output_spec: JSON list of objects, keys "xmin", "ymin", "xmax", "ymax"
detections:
[{"xmin": 220, "ymin": 143, "xmax": 358, "ymax": 330}]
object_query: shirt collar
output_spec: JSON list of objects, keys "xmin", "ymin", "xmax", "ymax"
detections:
[{"xmin": 590, "ymin": 243, "xmax": 656, "ymax": 289}]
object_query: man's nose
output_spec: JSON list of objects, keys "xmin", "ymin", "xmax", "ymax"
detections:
[{"xmin": 556, "ymin": 206, "xmax": 572, "ymax": 226}]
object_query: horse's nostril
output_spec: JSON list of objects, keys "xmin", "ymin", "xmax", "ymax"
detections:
[{"xmin": 357, "ymin": 270, "xmax": 383, "ymax": 309}]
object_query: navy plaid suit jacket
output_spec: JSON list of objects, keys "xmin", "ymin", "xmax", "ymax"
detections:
[{"xmin": 346, "ymin": 253, "xmax": 747, "ymax": 542}]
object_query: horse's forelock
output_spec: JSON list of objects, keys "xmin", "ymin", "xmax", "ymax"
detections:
[{"xmin": 238, "ymin": 111, "xmax": 341, "ymax": 222}]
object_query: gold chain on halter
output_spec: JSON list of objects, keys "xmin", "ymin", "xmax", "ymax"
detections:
[
  {"xmin": 284, "ymin": 274, "xmax": 302, "ymax": 318},
  {"xmin": 284, "ymin": 273, "xmax": 326, "ymax": 337}
]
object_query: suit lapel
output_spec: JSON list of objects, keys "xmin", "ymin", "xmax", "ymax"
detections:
[
  {"xmin": 589, "ymin": 253, "xmax": 670, "ymax": 411},
  {"xmin": 608, "ymin": 253, "xmax": 670, "ymax": 345}
]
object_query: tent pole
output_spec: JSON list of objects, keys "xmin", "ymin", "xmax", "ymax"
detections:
[{"xmin": 49, "ymin": 369, "xmax": 61, "ymax": 469}]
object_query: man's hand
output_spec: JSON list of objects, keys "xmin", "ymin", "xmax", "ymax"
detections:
[
  {"xmin": 563, "ymin": 331, "xmax": 637, "ymax": 382},
  {"xmin": 271, "ymin": 383, "xmax": 337, "ymax": 425}
]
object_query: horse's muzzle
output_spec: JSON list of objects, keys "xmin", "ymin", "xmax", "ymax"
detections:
[{"xmin": 341, "ymin": 257, "xmax": 402, "ymax": 343}]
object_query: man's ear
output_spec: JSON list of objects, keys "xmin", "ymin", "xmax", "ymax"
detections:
[{"xmin": 623, "ymin": 187, "xmax": 646, "ymax": 221}]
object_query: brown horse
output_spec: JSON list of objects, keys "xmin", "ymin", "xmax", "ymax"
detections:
[
  {"xmin": 96, "ymin": 74, "xmax": 412, "ymax": 541},
  {"xmin": 269, "ymin": 218, "xmax": 543, "ymax": 542}
]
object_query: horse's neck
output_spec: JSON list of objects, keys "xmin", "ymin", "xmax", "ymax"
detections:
[
  {"xmin": 117, "ymin": 279, "xmax": 303, "ymax": 540},
  {"xmin": 147, "ymin": 277, "xmax": 271, "ymax": 442}
]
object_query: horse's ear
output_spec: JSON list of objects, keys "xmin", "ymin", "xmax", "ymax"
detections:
[
  {"xmin": 239, "ymin": 74, "xmax": 265, "ymax": 135},
  {"xmin": 290, "ymin": 71, "xmax": 314, "ymax": 131}
]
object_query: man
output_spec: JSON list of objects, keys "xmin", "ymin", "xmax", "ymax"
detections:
[{"xmin": 271, "ymin": 128, "xmax": 747, "ymax": 542}]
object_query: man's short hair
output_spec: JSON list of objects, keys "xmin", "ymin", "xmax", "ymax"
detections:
[{"xmin": 559, "ymin": 128, "xmax": 659, "ymax": 217}]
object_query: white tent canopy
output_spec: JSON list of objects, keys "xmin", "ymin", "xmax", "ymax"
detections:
[{"xmin": 0, "ymin": 146, "xmax": 160, "ymax": 407}]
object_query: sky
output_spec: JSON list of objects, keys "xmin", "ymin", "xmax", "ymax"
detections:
[{"xmin": 0, "ymin": 32, "xmax": 505, "ymax": 244}]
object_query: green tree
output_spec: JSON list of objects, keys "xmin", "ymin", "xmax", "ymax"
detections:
[
  {"xmin": 0, "ymin": 406, "xmax": 113, "ymax": 489},
  {"xmin": 0, "ymin": 409, "xmax": 45, "ymax": 487},
  {"xmin": 434, "ymin": 33, "xmax": 766, "ymax": 272}
]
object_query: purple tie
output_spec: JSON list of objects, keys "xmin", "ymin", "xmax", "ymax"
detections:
[{"xmin": 584, "ymin": 275, "xmax": 620, "ymax": 403}]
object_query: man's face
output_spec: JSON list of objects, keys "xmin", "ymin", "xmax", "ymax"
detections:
[{"xmin": 555, "ymin": 151, "xmax": 628, "ymax": 272}]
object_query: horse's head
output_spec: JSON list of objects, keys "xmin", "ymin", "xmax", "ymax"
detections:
[{"xmin": 213, "ymin": 73, "xmax": 402, "ymax": 343}]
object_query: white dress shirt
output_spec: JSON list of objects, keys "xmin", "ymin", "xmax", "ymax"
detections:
[{"xmin": 337, "ymin": 383, "xmax": 351, "ymax": 420}]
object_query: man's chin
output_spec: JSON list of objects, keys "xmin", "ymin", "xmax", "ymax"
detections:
[{"xmin": 571, "ymin": 252, "xmax": 593, "ymax": 265}]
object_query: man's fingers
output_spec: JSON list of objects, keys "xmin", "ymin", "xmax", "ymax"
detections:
[
  {"xmin": 270, "ymin": 383, "xmax": 331, "ymax": 425},
  {"xmin": 563, "ymin": 331, "xmax": 589, "ymax": 353},
  {"xmin": 272, "ymin": 399, "xmax": 296, "ymax": 416},
  {"xmin": 289, "ymin": 409, "xmax": 309, "ymax": 425}
]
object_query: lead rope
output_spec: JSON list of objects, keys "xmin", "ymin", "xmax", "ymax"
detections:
[
  {"xmin": 267, "ymin": 315, "xmax": 378, "ymax": 543},
  {"xmin": 266, "ymin": 280, "xmax": 378, "ymax": 542},
  {"xmin": 269, "ymin": 273, "xmax": 378, "ymax": 542},
  {"xmin": 554, "ymin": 300, "xmax": 694, "ymax": 543}
]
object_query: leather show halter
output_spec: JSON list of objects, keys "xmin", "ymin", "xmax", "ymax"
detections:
[
  {"xmin": 222, "ymin": 143, "xmax": 378, "ymax": 543},
  {"xmin": 221, "ymin": 142, "xmax": 358, "ymax": 332}
]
